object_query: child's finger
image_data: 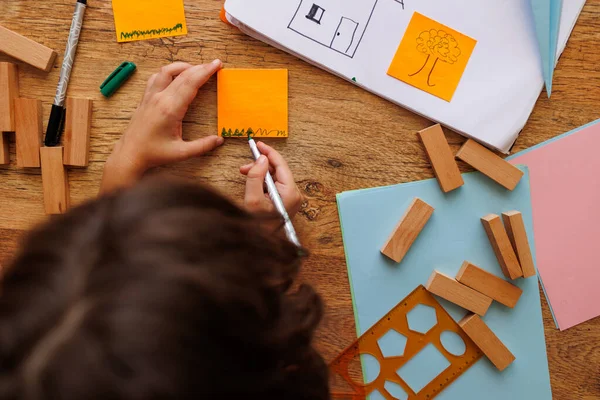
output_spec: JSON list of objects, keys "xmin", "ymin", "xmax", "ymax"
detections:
[
  {"xmin": 146, "ymin": 62, "xmax": 193, "ymax": 95},
  {"xmin": 165, "ymin": 60, "xmax": 222, "ymax": 109},
  {"xmin": 244, "ymin": 156, "xmax": 270, "ymax": 209},
  {"xmin": 240, "ymin": 162, "xmax": 275, "ymax": 176},
  {"xmin": 240, "ymin": 163, "xmax": 254, "ymax": 175},
  {"xmin": 176, "ymin": 136, "xmax": 224, "ymax": 161},
  {"xmin": 256, "ymin": 142, "xmax": 295, "ymax": 186}
]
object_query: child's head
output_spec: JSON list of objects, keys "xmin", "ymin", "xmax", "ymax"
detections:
[{"xmin": 0, "ymin": 178, "xmax": 329, "ymax": 399}]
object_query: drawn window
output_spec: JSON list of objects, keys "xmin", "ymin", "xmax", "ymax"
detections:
[{"xmin": 306, "ymin": 4, "xmax": 325, "ymax": 24}]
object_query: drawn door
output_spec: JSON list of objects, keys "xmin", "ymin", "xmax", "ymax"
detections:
[{"xmin": 330, "ymin": 17, "xmax": 358, "ymax": 55}]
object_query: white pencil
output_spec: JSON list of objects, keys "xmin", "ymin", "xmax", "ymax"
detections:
[{"xmin": 248, "ymin": 136, "xmax": 301, "ymax": 247}]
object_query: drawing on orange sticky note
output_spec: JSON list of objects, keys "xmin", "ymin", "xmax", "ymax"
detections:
[
  {"xmin": 388, "ymin": 12, "xmax": 476, "ymax": 102},
  {"xmin": 111, "ymin": 0, "xmax": 188, "ymax": 43},
  {"xmin": 217, "ymin": 69, "xmax": 288, "ymax": 138},
  {"xmin": 410, "ymin": 29, "xmax": 462, "ymax": 87}
]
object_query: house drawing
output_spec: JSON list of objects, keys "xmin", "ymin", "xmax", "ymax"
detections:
[{"xmin": 288, "ymin": 0, "xmax": 404, "ymax": 58}]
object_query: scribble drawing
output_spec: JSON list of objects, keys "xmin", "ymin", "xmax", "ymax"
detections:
[
  {"xmin": 221, "ymin": 127, "xmax": 286, "ymax": 138},
  {"xmin": 120, "ymin": 23, "xmax": 184, "ymax": 41},
  {"xmin": 409, "ymin": 29, "xmax": 461, "ymax": 87},
  {"xmin": 288, "ymin": 0, "xmax": 404, "ymax": 58}
]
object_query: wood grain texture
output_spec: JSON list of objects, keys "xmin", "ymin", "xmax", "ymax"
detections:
[
  {"xmin": 481, "ymin": 214, "xmax": 524, "ymax": 280},
  {"xmin": 40, "ymin": 147, "xmax": 69, "ymax": 214},
  {"xmin": 426, "ymin": 270, "xmax": 492, "ymax": 316},
  {"xmin": 64, "ymin": 97, "xmax": 93, "ymax": 167},
  {"xmin": 456, "ymin": 261, "xmax": 522, "ymax": 308},
  {"xmin": 456, "ymin": 139, "xmax": 524, "ymax": 190},
  {"xmin": 460, "ymin": 314, "xmax": 516, "ymax": 371},
  {"xmin": 502, "ymin": 211, "xmax": 537, "ymax": 278},
  {"xmin": 380, "ymin": 197, "xmax": 434, "ymax": 263},
  {"xmin": 1, "ymin": 1, "xmax": 600, "ymax": 398},
  {"xmin": 14, "ymin": 98, "xmax": 42, "ymax": 168},
  {"xmin": 418, "ymin": 124, "xmax": 463, "ymax": 192},
  {"xmin": 0, "ymin": 62, "xmax": 19, "ymax": 134},
  {"xmin": 0, "ymin": 25, "xmax": 57, "ymax": 72}
]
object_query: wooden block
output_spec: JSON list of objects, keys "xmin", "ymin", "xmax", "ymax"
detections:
[
  {"xmin": 381, "ymin": 198, "xmax": 434, "ymax": 263},
  {"xmin": 14, "ymin": 98, "xmax": 42, "ymax": 168},
  {"xmin": 64, "ymin": 98, "xmax": 93, "ymax": 167},
  {"xmin": 456, "ymin": 261, "xmax": 522, "ymax": 308},
  {"xmin": 481, "ymin": 214, "xmax": 523, "ymax": 280},
  {"xmin": 40, "ymin": 147, "xmax": 70, "ymax": 215},
  {"xmin": 459, "ymin": 314, "xmax": 515, "ymax": 371},
  {"xmin": 455, "ymin": 139, "xmax": 524, "ymax": 190},
  {"xmin": 0, "ymin": 25, "xmax": 57, "ymax": 72},
  {"xmin": 502, "ymin": 211, "xmax": 536, "ymax": 278},
  {"xmin": 425, "ymin": 271, "xmax": 492, "ymax": 316},
  {"xmin": 418, "ymin": 124, "xmax": 464, "ymax": 192},
  {"xmin": 0, "ymin": 132, "xmax": 8, "ymax": 165},
  {"xmin": 0, "ymin": 62, "xmax": 19, "ymax": 133}
]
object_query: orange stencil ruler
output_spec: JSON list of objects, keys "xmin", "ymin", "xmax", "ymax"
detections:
[{"xmin": 330, "ymin": 286, "xmax": 482, "ymax": 400}]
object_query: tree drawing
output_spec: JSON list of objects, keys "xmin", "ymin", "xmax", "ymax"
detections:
[{"xmin": 409, "ymin": 29, "xmax": 461, "ymax": 87}]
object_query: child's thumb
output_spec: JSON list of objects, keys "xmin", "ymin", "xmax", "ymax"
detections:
[{"xmin": 179, "ymin": 136, "xmax": 225, "ymax": 160}]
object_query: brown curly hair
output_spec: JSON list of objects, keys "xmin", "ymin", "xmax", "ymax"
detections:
[{"xmin": 0, "ymin": 178, "xmax": 329, "ymax": 400}]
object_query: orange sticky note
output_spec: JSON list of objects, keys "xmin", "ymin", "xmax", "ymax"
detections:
[
  {"xmin": 112, "ymin": 0, "xmax": 188, "ymax": 43},
  {"xmin": 218, "ymin": 69, "xmax": 288, "ymax": 138},
  {"xmin": 220, "ymin": 6, "xmax": 233, "ymax": 26},
  {"xmin": 387, "ymin": 12, "xmax": 477, "ymax": 102}
]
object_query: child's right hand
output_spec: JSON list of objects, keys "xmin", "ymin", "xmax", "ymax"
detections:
[{"xmin": 240, "ymin": 142, "xmax": 304, "ymax": 219}]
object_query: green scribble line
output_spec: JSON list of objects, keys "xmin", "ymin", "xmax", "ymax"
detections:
[
  {"xmin": 221, "ymin": 127, "xmax": 287, "ymax": 137},
  {"xmin": 120, "ymin": 23, "xmax": 184, "ymax": 40}
]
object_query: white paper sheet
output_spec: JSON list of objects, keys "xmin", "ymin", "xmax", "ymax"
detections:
[{"xmin": 224, "ymin": 0, "xmax": 586, "ymax": 153}]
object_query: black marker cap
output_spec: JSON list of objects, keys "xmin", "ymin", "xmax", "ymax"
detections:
[{"xmin": 44, "ymin": 105, "xmax": 66, "ymax": 147}]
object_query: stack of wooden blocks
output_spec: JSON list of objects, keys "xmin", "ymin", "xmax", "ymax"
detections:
[
  {"xmin": 379, "ymin": 124, "xmax": 536, "ymax": 372},
  {"xmin": 0, "ymin": 61, "xmax": 92, "ymax": 215}
]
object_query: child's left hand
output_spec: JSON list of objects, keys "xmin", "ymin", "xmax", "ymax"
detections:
[{"xmin": 101, "ymin": 60, "xmax": 224, "ymax": 193}]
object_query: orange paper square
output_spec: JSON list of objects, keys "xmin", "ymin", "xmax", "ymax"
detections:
[
  {"xmin": 387, "ymin": 12, "xmax": 477, "ymax": 102},
  {"xmin": 217, "ymin": 69, "xmax": 288, "ymax": 138}
]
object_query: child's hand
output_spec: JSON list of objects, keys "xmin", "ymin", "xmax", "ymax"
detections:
[
  {"xmin": 240, "ymin": 142, "xmax": 304, "ymax": 220},
  {"xmin": 101, "ymin": 60, "xmax": 224, "ymax": 193}
]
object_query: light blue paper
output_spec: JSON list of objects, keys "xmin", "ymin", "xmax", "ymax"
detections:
[
  {"xmin": 336, "ymin": 167, "xmax": 551, "ymax": 399},
  {"xmin": 531, "ymin": 0, "xmax": 563, "ymax": 97}
]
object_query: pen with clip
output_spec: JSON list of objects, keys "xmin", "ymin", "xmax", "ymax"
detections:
[
  {"xmin": 45, "ymin": 0, "xmax": 87, "ymax": 147},
  {"xmin": 247, "ymin": 135, "xmax": 301, "ymax": 248}
]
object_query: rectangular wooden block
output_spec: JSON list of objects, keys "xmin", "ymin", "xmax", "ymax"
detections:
[
  {"xmin": 459, "ymin": 314, "xmax": 515, "ymax": 371},
  {"xmin": 418, "ymin": 124, "xmax": 464, "ymax": 192},
  {"xmin": 64, "ymin": 98, "xmax": 93, "ymax": 167},
  {"xmin": 425, "ymin": 271, "xmax": 492, "ymax": 316},
  {"xmin": 481, "ymin": 214, "xmax": 523, "ymax": 280},
  {"xmin": 0, "ymin": 132, "xmax": 8, "ymax": 165},
  {"xmin": 40, "ymin": 147, "xmax": 70, "ymax": 215},
  {"xmin": 14, "ymin": 98, "xmax": 42, "ymax": 168},
  {"xmin": 381, "ymin": 198, "xmax": 434, "ymax": 263},
  {"xmin": 0, "ymin": 25, "xmax": 57, "ymax": 72},
  {"xmin": 502, "ymin": 211, "xmax": 536, "ymax": 278},
  {"xmin": 0, "ymin": 62, "xmax": 19, "ymax": 133},
  {"xmin": 456, "ymin": 261, "xmax": 522, "ymax": 308},
  {"xmin": 455, "ymin": 139, "xmax": 524, "ymax": 190}
]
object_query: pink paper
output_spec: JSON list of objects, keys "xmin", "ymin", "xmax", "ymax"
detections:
[{"xmin": 510, "ymin": 120, "xmax": 600, "ymax": 330}]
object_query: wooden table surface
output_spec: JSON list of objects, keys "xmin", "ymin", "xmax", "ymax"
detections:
[{"xmin": 2, "ymin": 1, "xmax": 600, "ymax": 398}]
